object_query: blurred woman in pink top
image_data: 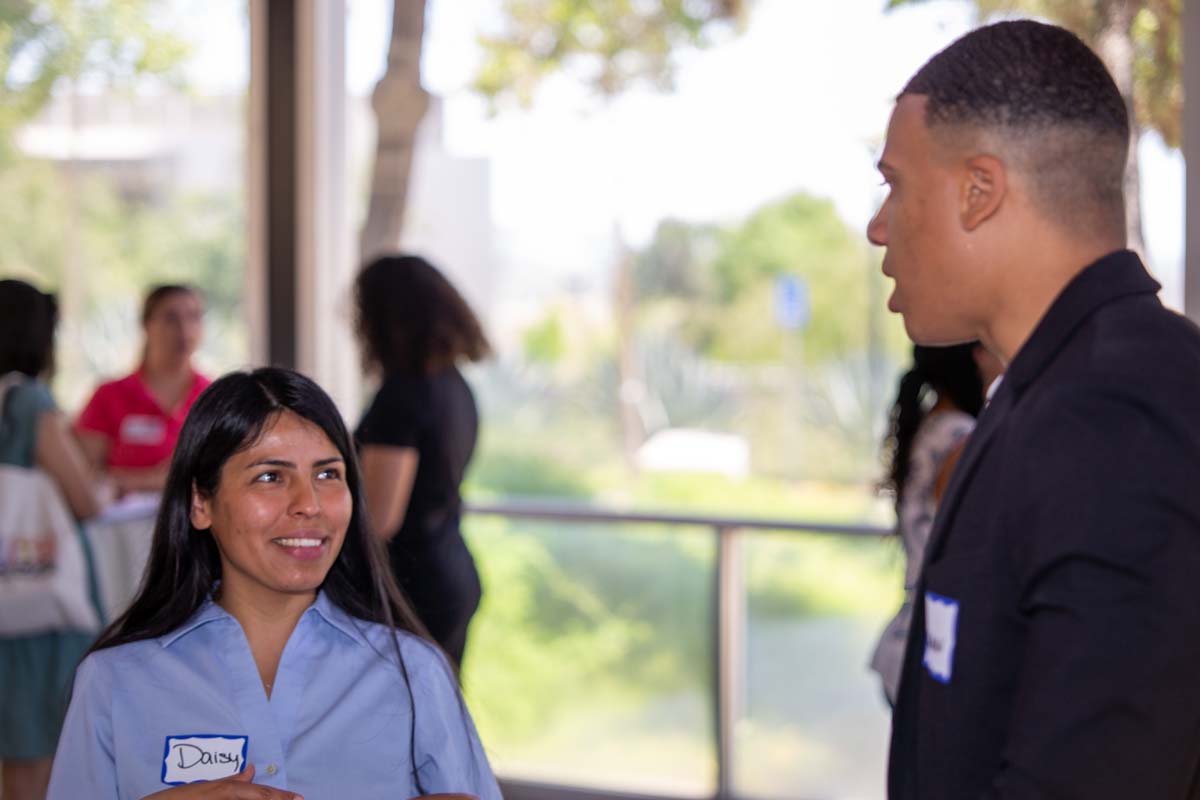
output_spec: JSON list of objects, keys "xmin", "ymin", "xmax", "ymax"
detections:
[{"xmin": 76, "ymin": 284, "xmax": 210, "ymax": 493}]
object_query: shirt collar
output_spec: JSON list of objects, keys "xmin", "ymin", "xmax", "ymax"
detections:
[
  {"xmin": 984, "ymin": 373, "xmax": 1004, "ymax": 405},
  {"xmin": 158, "ymin": 590, "xmax": 371, "ymax": 649},
  {"xmin": 306, "ymin": 589, "xmax": 371, "ymax": 648},
  {"xmin": 158, "ymin": 596, "xmax": 232, "ymax": 648},
  {"xmin": 1004, "ymin": 249, "xmax": 1160, "ymax": 397}
]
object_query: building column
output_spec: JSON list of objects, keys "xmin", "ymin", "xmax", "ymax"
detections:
[
  {"xmin": 248, "ymin": 0, "xmax": 358, "ymax": 415},
  {"xmin": 296, "ymin": 0, "xmax": 360, "ymax": 415},
  {"xmin": 1185, "ymin": 0, "xmax": 1200, "ymax": 322}
]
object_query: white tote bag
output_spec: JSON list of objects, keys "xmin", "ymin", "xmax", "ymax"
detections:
[{"xmin": 0, "ymin": 373, "xmax": 101, "ymax": 635}]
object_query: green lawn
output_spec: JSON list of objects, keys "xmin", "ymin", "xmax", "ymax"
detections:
[{"xmin": 458, "ymin": 473, "xmax": 901, "ymax": 798}]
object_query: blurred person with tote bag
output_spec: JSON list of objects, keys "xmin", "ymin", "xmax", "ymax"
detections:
[{"xmin": 0, "ymin": 279, "xmax": 112, "ymax": 800}]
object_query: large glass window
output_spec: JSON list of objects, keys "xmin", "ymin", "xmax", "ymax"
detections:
[
  {"xmin": 735, "ymin": 530, "xmax": 899, "ymax": 798},
  {"xmin": 345, "ymin": 0, "xmax": 979, "ymax": 515},
  {"xmin": 343, "ymin": 1, "xmax": 1185, "ymax": 797},
  {"xmin": 2, "ymin": 0, "xmax": 249, "ymax": 410},
  {"xmin": 338, "ymin": 2, "xmax": 954, "ymax": 797},
  {"xmin": 465, "ymin": 516, "xmax": 715, "ymax": 795}
]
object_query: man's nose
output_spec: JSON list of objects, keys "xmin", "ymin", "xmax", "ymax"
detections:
[{"xmin": 867, "ymin": 201, "xmax": 887, "ymax": 247}]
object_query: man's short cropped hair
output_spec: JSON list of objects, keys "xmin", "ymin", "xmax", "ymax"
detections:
[{"xmin": 903, "ymin": 20, "xmax": 1129, "ymax": 239}]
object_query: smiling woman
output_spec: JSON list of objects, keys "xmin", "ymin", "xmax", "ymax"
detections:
[
  {"xmin": 45, "ymin": 368, "xmax": 501, "ymax": 800},
  {"xmin": 190, "ymin": 410, "xmax": 353, "ymax": 621}
]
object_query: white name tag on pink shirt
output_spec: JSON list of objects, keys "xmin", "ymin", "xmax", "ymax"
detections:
[
  {"xmin": 120, "ymin": 414, "xmax": 166, "ymax": 445},
  {"xmin": 162, "ymin": 735, "xmax": 247, "ymax": 784}
]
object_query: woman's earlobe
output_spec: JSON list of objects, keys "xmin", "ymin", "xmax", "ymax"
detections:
[{"xmin": 190, "ymin": 484, "xmax": 213, "ymax": 530}]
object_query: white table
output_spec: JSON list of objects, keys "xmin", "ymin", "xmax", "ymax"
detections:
[{"xmin": 84, "ymin": 493, "xmax": 159, "ymax": 622}]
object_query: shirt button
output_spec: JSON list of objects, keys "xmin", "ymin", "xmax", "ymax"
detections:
[{"xmin": 265, "ymin": 764, "xmax": 278, "ymax": 776}]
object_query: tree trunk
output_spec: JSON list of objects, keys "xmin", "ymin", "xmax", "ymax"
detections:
[
  {"xmin": 1094, "ymin": 0, "xmax": 1147, "ymax": 259},
  {"xmin": 359, "ymin": 0, "xmax": 429, "ymax": 262},
  {"xmin": 613, "ymin": 234, "xmax": 645, "ymax": 472},
  {"xmin": 60, "ymin": 82, "xmax": 85, "ymax": 402}
]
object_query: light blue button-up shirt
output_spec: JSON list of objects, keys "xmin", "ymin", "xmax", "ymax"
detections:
[{"xmin": 47, "ymin": 592, "xmax": 502, "ymax": 800}]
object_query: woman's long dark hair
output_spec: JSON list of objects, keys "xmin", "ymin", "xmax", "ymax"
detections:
[
  {"xmin": 0, "ymin": 279, "xmax": 58, "ymax": 377},
  {"xmin": 355, "ymin": 254, "xmax": 490, "ymax": 376},
  {"xmin": 882, "ymin": 344, "xmax": 984, "ymax": 507},
  {"xmin": 86, "ymin": 368, "xmax": 437, "ymax": 790}
]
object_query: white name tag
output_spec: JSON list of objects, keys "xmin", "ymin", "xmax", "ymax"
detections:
[
  {"xmin": 162, "ymin": 735, "xmax": 247, "ymax": 785},
  {"xmin": 120, "ymin": 414, "xmax": 167, "ymax": 445},
  {"xmin": 923, "ymin": 591, "xmax": 959, "ymax": 684}
]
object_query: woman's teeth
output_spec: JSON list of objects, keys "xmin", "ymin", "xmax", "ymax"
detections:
[{"xmin": 274, "ymin": 538, "xmax": 323, "ymax": 548}]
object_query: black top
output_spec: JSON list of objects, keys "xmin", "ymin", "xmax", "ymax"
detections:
[
  {"xmin": 355, "ymin": 368, "xmax": 478, "ymax": 541},
  {"xmin": 889, "ymin": 250, "xmax": 1200, "ymax": 799}
]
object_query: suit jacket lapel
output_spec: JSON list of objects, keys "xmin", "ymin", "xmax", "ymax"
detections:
[
  {"xmin": 889, "ymin": 377, "xmax": 1016, "ymax": 797},
  {"xmin": 922, "ymin": 377, "xmax": 1014, "ymax": 565}
]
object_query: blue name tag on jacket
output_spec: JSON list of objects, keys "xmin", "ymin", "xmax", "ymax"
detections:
[{"xmin": 923, "ymin": 592, "xmax": 959, "ymax": 683}]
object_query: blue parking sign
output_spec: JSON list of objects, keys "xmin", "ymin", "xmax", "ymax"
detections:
[{"xmin": 774, "ymin": 274, "xmax": 810, "ymax": 330}]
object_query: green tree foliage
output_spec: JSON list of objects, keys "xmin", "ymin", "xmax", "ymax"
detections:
[
  {"xmin": 0, "ymin": 158, "xmax": 66, "ymax": 280},
  {"xmin": 620, "ymin": 196, "xmax": 908, "ymax": 480},
  {"xmin": 1, "ymin": 160, "xmax": 245, "ymax": 402},
  {"xmin": 0, "ymin": 2, "xmax": 238, "ymax": 406},
  {"xmin": 634, "ymin": 193, "xmax": 900, "ymax": 365},
  {"xmin": 522, "ymin": 307, "xmax": 569, "ymax": 365},
  {"xmin": 1129, "ymin": 0, "xmax": 1182, "ymax": 147},
  {"xmin": 632, "ymin": 218, "xmax": 719, "ymax": 300},
  {"xmin": 77, "ymin": 182, "xmax": 244, "ymax": 316},
  {"xmin": 463, "ymin": 520, "xmax": 660, "ymax": 739},
  {"xmin": 461, "ymin": 510, "xmax": 901, "ymax": 753},
  {"xmin": 710, "ymin": 194, "xmax": 876, "ymax": 362},
  {"xmin": 474, "ymin": 0, "xmax": 749, "ymax": 107},
  {"xmin": 0, "ymin": 0, "xmax": 188, "ymax": 158},
  {"xmin": 369, "ymin": 0, "xmax": 755, "ymax": 261},
  {"xmin": 885, "ymin": 0, "xmax": 1181, "ymax": 147}
]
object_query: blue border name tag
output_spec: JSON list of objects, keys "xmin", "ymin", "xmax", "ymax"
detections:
[
  {"xmin": 162, "ymin": 734, "xmax": 248, "ymax": 785},
  {"xmin": 923, "ymin": 591, "xmax": 959, "ymax": 684}
]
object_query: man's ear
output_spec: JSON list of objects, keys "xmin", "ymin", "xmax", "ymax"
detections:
[
  {"xmin": 961, "ymin": 154, "xmax": 1006, "ymax": 231},
  {"xmin": 190, "ymin": 482, "xmax": 213, "ymax": 531}
]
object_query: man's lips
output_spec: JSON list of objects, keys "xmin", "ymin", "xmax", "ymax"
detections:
[{"xmin": 881, "ymin": 263, "xmax": 900, "ymax": 311}]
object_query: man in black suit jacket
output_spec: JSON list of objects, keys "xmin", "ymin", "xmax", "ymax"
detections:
[{"xmin": 868, "ymin": 20, "xmax": 1200, "ymax": 800}]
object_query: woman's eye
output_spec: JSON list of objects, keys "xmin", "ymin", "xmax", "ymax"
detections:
[
  {"xmin": 317, "ymin": 467, "xmax": 342, "ymax": 481},
  {"xmin": 254, "ymin": 471, "xmax": 280, "ymax": 484}
]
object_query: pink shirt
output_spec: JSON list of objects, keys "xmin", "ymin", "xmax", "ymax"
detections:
[{"xmin": 76, "ymin": 370, "xmax": 210, "ymax": 469}]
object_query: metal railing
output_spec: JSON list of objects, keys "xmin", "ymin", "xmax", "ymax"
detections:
[{"xmin": 464, "ymin": 499, "xmax": 892, "ymax": 800}]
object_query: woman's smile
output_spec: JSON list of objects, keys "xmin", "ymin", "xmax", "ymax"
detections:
[{"xmin": 271, "ymin": 532, "xmax": 331, "ymax": 560}]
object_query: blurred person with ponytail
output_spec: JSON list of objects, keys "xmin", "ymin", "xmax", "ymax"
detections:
[
  {"xmin": 870, "ymin": 343, "xmax": 992, "ymax": 705},
  {"xmin": 76, "ymin": 284, "xmax": 210, "ymax": 494}
]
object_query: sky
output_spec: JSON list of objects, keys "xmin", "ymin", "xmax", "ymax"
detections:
[{"xmin": 181, "ymin": 0, "xmax": 1186, "ymax": 306}]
